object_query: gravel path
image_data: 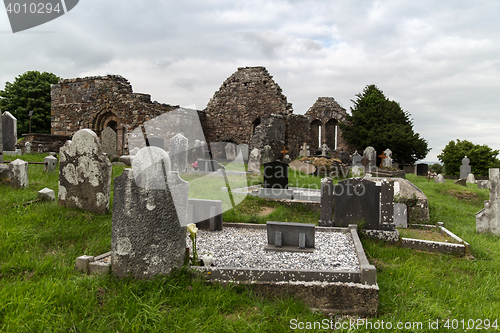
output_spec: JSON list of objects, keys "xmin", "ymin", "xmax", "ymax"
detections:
[{"xmin": 187, "ymin": 227, "xmax": 359, "ymax": 272}]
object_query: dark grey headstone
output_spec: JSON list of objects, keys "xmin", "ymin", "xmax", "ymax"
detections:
[
  {"xmin": 319, "ymin": 177, "xmax": 334, "ymax": 227},
  {"xmin": 460, "ymin": 156, "xmax": 471, "ymax": 180},
  {"xmin": 333, "ymin": 178, "xmax": 381, "ymax": 230},
  {"xmin": 416, "ymin": 163, "xmax": 428, "ymax": 176},
  {"xmin": 101, "ymin": 127, "xmax": 117, "ymax": 157},
  {"xmin": 263, "ymin": 161, "xmax": 288, "ymax": 189},
  {"xmin": 380, "ymin": 179, "xmax": 395, "ymax": 228},
  {"xmin": 2, "ymin": 111, "xmax": 17, "ymax": 151}
]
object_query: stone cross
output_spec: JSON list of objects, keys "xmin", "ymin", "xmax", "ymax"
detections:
[
  {"xmin": 280, "ymin": 146, "xmax": 289, "ymax": 159},
  {"xmin": 476, "ymin": 168, "xmax": 500, "ymax": 235},
  {"xmin": 320, "ymin": 144, "xmax": 329, "ymax": 157},
  {"xmin": 378, "ymin": 151, "xmax": 388, "ymax": 168}
]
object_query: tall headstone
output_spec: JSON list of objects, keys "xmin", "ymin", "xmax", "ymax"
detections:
[
  {"xmin": 24, "ymin": 142, "xmax": 31, "ymax": 154},
  {"xmin": 416, "ymin": 163, "xmax": 428, "ymax": 176},
  {"xmin": 170, "ymin": 133, "xmax": 188, "ymax": 173},
  {"xmin": 44, "ymin": 155, "xmax": 58, "ymax": 172},
  {"xmin": 58, "ymin": 129, "xmax": 112, "ymax": 215},
  {"xmin": 476, "ymin": 168, "xmax": 500, "ymax": 235},
  {"xmin": 319, "ymin": 177, "xmax": 334, "ymax": 227},
  {"xmin": 382, "ymin": 149, "xmax": 393, "ymax": 168},
  {"xmin": 363, "ymin": 146, "xmax": 376, "ymax": 173},
  {"xmin": 237, "ymin": 144, "xmax": 249, "ymax": 162},
  {"xmin": 380, "ymin": 179, "xmax": 395, "ymax": 226},
  {"xmin": 262, "ymin": 145, "xmax": 275, "ymax": 164},
  {"xmin": 263, "ymin": 161, "xmax": 288, "ymax": 189},
  {"xmin": 101, "ymin": 127, "xmax": 117, "ymax": 158},
  {"xmin": 2, "ymin": 111, "xmax": 17, "ymax": 151},
  {"xmin": 224, "ymin": 143, "xmax": 237, "ymax": 160},
  {"xmin": 9, "ymin": 158, "xmax": 28, "ymax": 188},
  {"xmin": 352, "ymin": 151, "xmax": 363, "ymax": 168},
  {"xmin": 112, "ymin": 148, "xmax": 186, "ymax": 278},
  {"xmin": 460, "ymin": 156, "xmax": 471, "ymax": 180},
  {"xmin": 247, "ymin": 148, "xmax": 261, "ymax": 174}
]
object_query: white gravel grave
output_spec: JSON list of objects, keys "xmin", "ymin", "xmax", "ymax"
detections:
[{"xmin": 188, "ymin": 227, "xmax": 360, "ymax": 272}]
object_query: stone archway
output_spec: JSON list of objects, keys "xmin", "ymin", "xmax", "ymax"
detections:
[{"xmin": 93, "ymin": 110, "xmax": 118, "ymax": 136}]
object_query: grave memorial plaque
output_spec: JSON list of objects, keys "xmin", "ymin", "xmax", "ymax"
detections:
[{"xmin": 263, "ymin": 161, "xmax": 289, "ymax": 189}]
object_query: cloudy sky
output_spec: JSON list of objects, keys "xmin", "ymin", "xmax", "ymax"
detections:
[{"xmin": 1, "ymin": 0, "xmax": 499, "ymax": 162}]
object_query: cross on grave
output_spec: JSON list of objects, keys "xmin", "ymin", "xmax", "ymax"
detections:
[
  {"xmin": 356, "ymin": 156, "xmax": 373, "ymax": 172},
  {"xmin": 378, "ymin": 152, "xmax": 388, "ymax": 168},
  {"xmin": 424, "ymin": 170, "xmax": 434, "ymax": 181},
  {"xmin": 280, "ymin": 146, "xmax": 289, "ymax": 159}
]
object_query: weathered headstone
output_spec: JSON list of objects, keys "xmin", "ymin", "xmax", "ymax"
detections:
[
  {"xmin": 58, "ymin": 129, "xmax": 112, "ymax": 214},
  {"xmin": 351, "ymin": 165, "xmax": 362, "ymax": 177},
  {"xmin": 382, "ymin": 149, "xmax": 393, "ymax": 168},
  {"xmin": 319, "ymin": 177, "xmax": 334, "ymax": 227},
  {"xmin": 394, "ymin": 203, "xmax": 407, "ymax": 228},
  {"xmin": 466, "ymin": 173, "xmax": 476, "ymax": 184},
  {"xmin": 352, "ymin": 151, "xmax": 362, "ymax": 166},
  {"xmin": 169, "ymin": 133, "xmax": 188, "ymax": 173},
  {"xmin": 9, "ymin": 158, "xmax": 28, "ymax": 188},
  {"xmin": 460, "ymin": 156, "xmax": 471, "ymax": 180},
  {"xmin": 237, "ymin": 144, "xmax": 249, "ymax": 162},
  {"xmin": 24, "ymin": 142, "xmax": 31, "ymax": 154},
  {"xmin": 363, "ymin": 146, "xmax": 376, "ymax": 173},
  {"xmin": 224, "ymin": 143, "xmax": 237, "ymax": 160},
  {"xmin": 37, "ymin": 144, "xmax": 43, "ymax": 153},
  {"xmin": 101, "ymin": 127, "xmax": 117, "ymax": 158},
  {"xmin": 262, "ymin": 145, "xmax": 275, "ymax": 164},
  {"xmin": 111, "ymin": 162, "xmax": 185, "ymax": 278},
  {"xmin": 282, "ymin": 154, "xmax": 292, "ymax": 164},
  {"xmin": 434, "ymin": 174, "xmax": 445, "ymax": 183},
  {"xmin": 2, "ymin": 111, "xmax": 17, "ymax": 151},
  {"xmin": 38, "ymin": 187, "xmax": 55, "ymax": 201},
  {"xmin": 476, "ymin": 168, "xmax": 500, "ymax": 235},
  {"xmin": 247, "ymin": 148, "xmax": 261, "ymax": 174},
  {"xmin": 380, "ymin": 179, "xmax": 394, "ymax": 226},
  {"xmin": 263, "ymin": 161, "xmax": 289, "ymax": 189},
  {"xmin": 44, "ymin": 155, "xmax": 58, "ymax": 172},
  {"xmin": 299, "ymin": 143, "xmax": 310, "ymax": 157},
  {"xmin": 187, "ymin": 198, "xmax": 223, "ymax": 231}
]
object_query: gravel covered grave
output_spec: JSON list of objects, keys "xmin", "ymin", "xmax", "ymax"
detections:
[{"xmin": 188, "ymin": 227, "xmax": 360, "ymax": 272}]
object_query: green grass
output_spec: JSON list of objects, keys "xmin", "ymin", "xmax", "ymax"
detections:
[{"xmin": 1, "ymin": 157, "xmax": 500, "ymax": 332}]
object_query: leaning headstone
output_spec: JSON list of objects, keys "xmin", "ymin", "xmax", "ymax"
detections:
[
  {"xmin": 363, "ymin": 146, "xmax": 376, "ymax": 173},
  {"xmin": 319, "ymin": 177, "xmax": 334, "ymax": 227},
  {"xmin": 44, "ymin": 155, "xmax": 57, "ymax": 172},
  {"xmin": 263, "ymin": 161, "xmax": 289, "ymax": 189},
  {"xmin": 224, "ymin": 143, "xmax": 237, "ymax": 160},
  {"xmin": 434, "ymin": 174, "xmax": 445, "ymax": 183},
  {"xmin": 101, "ymin": 127, "xmax": 117, "ymax": 158},
  {"xmin": 460, "ymin": 156, "xmax": 471, "ymax": 180},
  {"xmin": 466, "ymin": 173, "xmax": 476, "ymax": 184},
  {"xmin": 112, "ymin": 156, "xmax": 185, "ymax": 278},
  {"xmin": 38, "ymin": 187, "xmax": 55, "ymax": 201},
  {"xmin": 247, "ymin": 148, "xmax": 261, "ymax": 174},
  {"xmin": 169, "ymin": 133, "xmax": 188, "ymax": 173},
  {"xmin": 24, "ymin": 141, "xmax": 31, "ymax": 154},
  {"xmin": 261, "ymin": 145, "xmax": 275, "ymax": 164},
  {"xmin": 476, "ymin": 168, "xmax": 500, "ymax": 235},
  {"xmin": 2, "ymin": 111, "xmax": 17, "ymax": 151},
  {"xmin": 382, "ymin": 149, "xmax": 393, "ymax": 168},
  {"xmin": 9, "ymin": 158, "xmax": 28, "ymax": 188},
  {"xmin": 58, "ymin": 129, "xmax": 112, "ymax": 214}
]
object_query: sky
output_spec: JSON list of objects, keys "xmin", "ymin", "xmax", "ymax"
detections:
[{"xmin": 1, "ymin": 0, "xmax": 499, "ymax": 163}]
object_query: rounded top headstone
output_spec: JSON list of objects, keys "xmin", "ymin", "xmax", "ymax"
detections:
[
  {"xmin": 462, "ymin": 156, "xmax": 470, "ymax": 165},
  {"xmin": 132, "ymin": 146, "xmax": 171, "ymax": 190}
]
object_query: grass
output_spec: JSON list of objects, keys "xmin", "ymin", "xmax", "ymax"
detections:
[{"xmin": 1, "ymin": 156, "xmax": 500, "ymax": 332}]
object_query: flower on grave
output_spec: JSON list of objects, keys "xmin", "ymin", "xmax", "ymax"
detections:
[
  {"xmin": 192, "ymin": 161, "xmax": 199, "ymax": 170},
  {"xmin": 187, "ymin": 223, "xmax": 199, "ymax": 265}
]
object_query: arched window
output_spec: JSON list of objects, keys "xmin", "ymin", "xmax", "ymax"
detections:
[{"xmin": 310, "ymin": 119, "xmax": 322, "ymax": 151}]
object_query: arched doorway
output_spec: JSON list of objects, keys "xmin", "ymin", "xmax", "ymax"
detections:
[
  {"xmin": 93, "ymin": 110, "xmax": 118, "ymax": 136},
  {"xmin": 310, "ymin": 119, "xmax": 322, "ymax": 151}
]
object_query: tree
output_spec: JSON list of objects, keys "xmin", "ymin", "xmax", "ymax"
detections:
[
  {"xmin": 0, "ymin": 70, "xmax": 61, "ymax": 136},
  {"xmin": 339, "ymin": 84, "xmax": 429, "ymax": 165},
  {"xmin": 437, "ymin": 139, "xmax": 500, "ymax": 176}
]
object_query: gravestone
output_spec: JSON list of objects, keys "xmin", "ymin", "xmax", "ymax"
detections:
[
  {"xmin": 247, "ymin": 148, "xmax": 261, "ymax": 174},
  {"xmin": 25, "ymin": 142, "xmax": 31, "ymax": 154},
  {"xmin": 2, "ymin": 111, "xmax": 17, "ymax": 151},
  {"xmin": 363, "ymin": 147, "xmax": 376, "ymax": 173},
  {"xmin": 170, "ymin": 133, "xmax": 188, "ymax": 173},
  {"xmin": 38, "ymin": 144, "xmax": 43, "ymax": 153},
  {"xmin": 263, "ymin": 161, "xmax": 288, "ymax": 189},
  {"xmin": 334, "ymin": 178, "xmax": 384, "ymax": 230},
  {"xmin": 416, "ymin": 163, "xmax": 428, "ymax": 176},
  {"xmin": 338, "ymin": 150, "xmax": 351, "ymax": 165},
  {"xmin": 237, "ymin": 144, "xmax": 249, "ymax": 162},
  {"xmin": 319, "ymin": 177, "xmax": 334, "ymax": 227},
  {"xmin": 224, "ymin": 143, "xmax": 237, "ymax": 160},
  {"xmin": 112, "ymin": 157, "xmax": 185, "ymax": 278},
  {"xmin": 265, "ymin": 221, "xmax": 315, "ymax": 252},
  {"xmin": 58, "ymin": 129, "xmax": 112, "ymax": 214},
  {"xmin": 9, "ymin": 158, "xmax": 28, "ymax": 188},
  {"xmin": 38, "ymin": 187, "xmax": 55, "ymax": 201},
  {"xmin": 466, "ymin": 173, "xmax": 476, "ymax": 184},
  {"xmin": 147, "ymin": 137, "xmax": 165, "ymax": 150},
  {"xmin": 262, "ymin": 145, "xmax": 275, "ymax": 164},
  {"xmin": 44, "ymin": 155, "xmax": 57, "ymax": 172},
  {"xmin": 299, "ymin": 143, "xmax": 310, "ymax": 157},
  {"xmin": 351, "ymin": 166, "xmax": 362, "ymax": 177},
  {"xmin": 352, "ymin": 151, "xmax": 363, "ymax": 172},
  {"xmin": 101, "ymin": 127, "xmax": 117, "ymax": 158},
  {"xmin": 476, "ymin": 168, "xmax": 500, "ymax": 235},
  {"xmin": 460, "ymin": 156, "xmax": 471, "ymax": 180},
  {"xmin": 320, "ymin": 144, "xmax": 330, "ymax": 157},
  {"xmin": 0, "ymin": 109, "xmax": 2, "ymax": 164},
  {"xmin": 380, "ymin": 179, "xmax": 395, "ymax": 226},
  {"xmin": 382, "ymin": 149, "xmax": 393, "ymax": 168},
  {"xmin": 282, "ymin": 154, "xmax": 292, "ymax": 164},
  {"xmin": 187, "ymin": 198, "xmax": 223, "ymax": 231},
  {"xmin": 434, "ymin": 174, "xmax": 445, "ymax": 183},
  {"xmin": 394, "ymin": 203, "xmax": 407, "ymax": 228}
]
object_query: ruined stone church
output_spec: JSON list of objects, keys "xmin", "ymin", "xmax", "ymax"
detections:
[{"xmin": 51, "ymin": 66, "xmax": 350, "ymax": 158}]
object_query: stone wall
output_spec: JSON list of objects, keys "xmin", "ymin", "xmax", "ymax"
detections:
[
  {"xmin": 285, "ymin": 114, "xmax": 310, "ymax": 160},
  {"xmin": 249, "ymin": 114, "xmax": 287, "ymax": 159}
]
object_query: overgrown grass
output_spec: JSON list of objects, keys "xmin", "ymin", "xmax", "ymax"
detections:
[{"xmin": 1, "ymin": 157, "xmax": 500, "ymax": 332}]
